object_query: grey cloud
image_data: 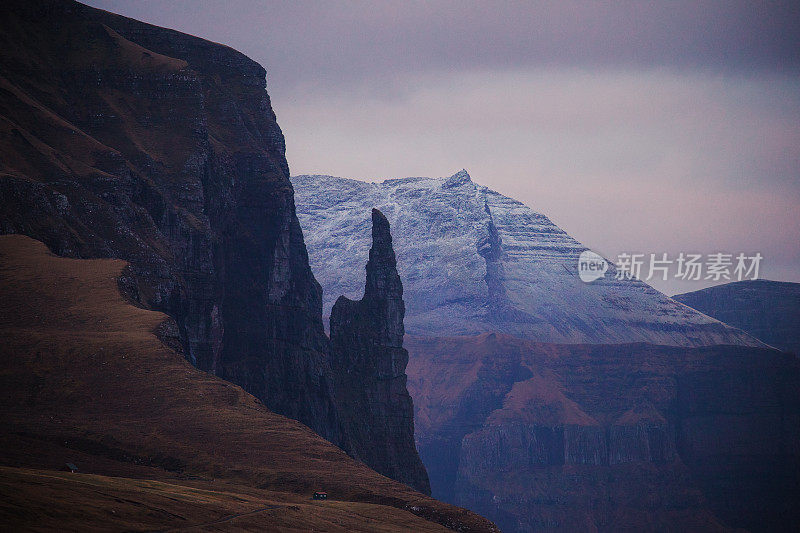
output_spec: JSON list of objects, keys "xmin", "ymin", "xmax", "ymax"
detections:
[
  {"xmin": 79, "ymin": 0, "xmax": 800, "ymax": 293},
  {"xmin": 85, "ymin": 0, "xmax": 800, "ymax": 93}
]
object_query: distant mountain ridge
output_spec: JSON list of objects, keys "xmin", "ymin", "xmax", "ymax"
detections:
[
  {"xmin": 674, "ymin": 279, "xmax": 800, "ymax": 354},
  {"xmin": 291, "ymin": 170, "xmax": 761, "ymax": 347}
]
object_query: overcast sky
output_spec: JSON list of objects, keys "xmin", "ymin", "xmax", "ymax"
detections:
[{"xmin": 85, "ymin": 0, "xmax": 800, "ymax": 295}]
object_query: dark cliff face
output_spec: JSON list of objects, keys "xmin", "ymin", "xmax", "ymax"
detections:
[
  {"xmin": 0, "ymin": 0, "xmax": 426, "ymax": 491},
  {"xmin": 0, "ymin": 0, "xmax": 338, "ymax": 442},
  {"xmin": 407, "ymin": 334, "xmax": 800, "ymax": 532},
  {"xmin": 674, "ymin": 280, "xmax": 800, "ymax": 355},
  {"xmin": 330, "ymin": 209, "xmax": 431, "ymax": 494}
]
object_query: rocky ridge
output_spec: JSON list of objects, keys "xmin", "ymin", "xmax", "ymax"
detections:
[{"xmin": 406, "ymin": 333, "xmax": 800, "ymax": 532}]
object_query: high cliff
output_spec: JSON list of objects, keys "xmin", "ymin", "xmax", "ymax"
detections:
[
  {"xmin": 330, "ymin": 209, "xmax": 431, "ymax": 494},
  {"xmin": 674, "ymin": 280, "xmax": 800, "ymax": 355},
  {"xmin": 0, "ymin": 0, "xmax": 426, "ymax": 493}
]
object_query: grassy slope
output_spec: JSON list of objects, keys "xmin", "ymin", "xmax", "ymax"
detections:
[{"xmin": 0, "ymin": 235, "xmax": 496, "ymax": 532}]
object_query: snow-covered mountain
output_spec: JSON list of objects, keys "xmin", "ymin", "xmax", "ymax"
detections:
[{"xmin": 291, "ymin": 170, "xmax": 760, "ymax": 347}]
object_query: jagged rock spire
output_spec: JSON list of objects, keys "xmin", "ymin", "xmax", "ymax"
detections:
[
  {"xmin": 329, "ymin": 209, "xmax": 430, "ymax": 494},
  {"xmin": 364, "ymin": 208, "xmax": 403, "ymax": 303}
]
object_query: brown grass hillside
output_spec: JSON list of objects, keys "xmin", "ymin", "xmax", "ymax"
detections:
[{"xmin": 0, "ymin": 235, "xmax": 496, "ymax": 532}]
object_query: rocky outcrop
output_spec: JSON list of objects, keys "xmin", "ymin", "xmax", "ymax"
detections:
[
  {"xmin": 674, "ymin": 279, "xmax": 800, "ymax": 355},
  {"xmin": 406, "ymin": 333, "xmax": 800, "ymax": 532},
  {"xmin": 291, "ymin": 171, "xmax": 763, "ymax": 347},
  {"xmin": 0, "ymin": 0, "xmax": 428, "ymax": 492},
  {"xmin": 330, "ymin": 209, "xmax": 430, "ymax": 494}
]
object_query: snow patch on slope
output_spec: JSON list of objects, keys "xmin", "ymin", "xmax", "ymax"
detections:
[{"xmin": 292, "ymin": 171, "xmax": 760, "ymax": 347}]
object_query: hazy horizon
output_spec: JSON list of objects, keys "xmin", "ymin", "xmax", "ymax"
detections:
[{"xmin": 84, "ymin": 0, "xmax": 800, "ymax": 295}]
